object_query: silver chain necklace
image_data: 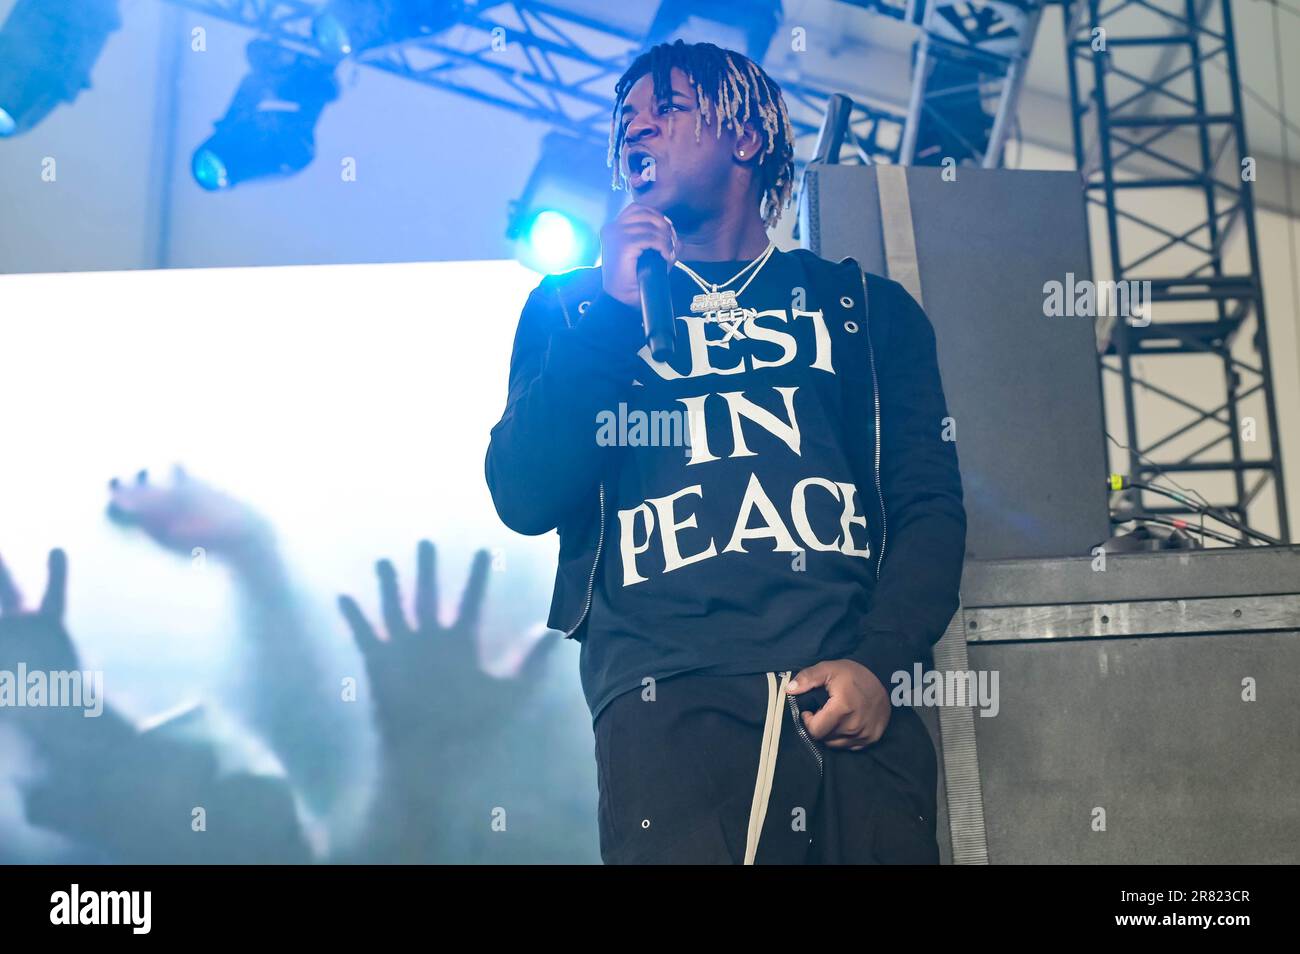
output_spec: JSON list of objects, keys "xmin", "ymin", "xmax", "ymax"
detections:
[{"xmin": 674, "ymin": 242, "xmax": 776, "ymax": 314}]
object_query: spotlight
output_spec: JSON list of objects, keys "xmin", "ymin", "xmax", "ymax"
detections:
[
  {"xmin": 0, "ymin": 0, "xmax": 122, "ymax": 138},
  {"xmin": 192, "ymin": 41, "xmax": 340, "ymax": 191},
  {"xmin": 521, "ymin": 209, "xmax": 591, "ymax": 275},
  {"xmin": 312, "ymin": 0, "xmax": 465, "ymax": 60},
  {"xmin": 507, "ymin": 132, "xmax": 619, "ymax": 275}
]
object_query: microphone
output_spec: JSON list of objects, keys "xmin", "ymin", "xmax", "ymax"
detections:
[{"xmin": 637, "ymin": 248, "xmax": 676, "ymax": 362}]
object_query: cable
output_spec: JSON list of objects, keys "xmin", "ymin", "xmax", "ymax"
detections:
[
  {"xmin": 1104, "ymin": 430, "xmax": 1222, "ymax": 516},
  {"xmin": 1108, "ymin": 475, "xmax": 1284, "ymax": 544},
  {"xmin": 1112, "ymin": 513, "xmax": 1246, "ymax": 546},
  {"xmin": 1103, "ymin": 430, "xmax": 1256, "ymax": 543}
]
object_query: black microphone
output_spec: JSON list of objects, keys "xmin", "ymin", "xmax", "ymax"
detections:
[{"xmin": 637, "ymin": 248, "xmax": 675, "ymax": 362}]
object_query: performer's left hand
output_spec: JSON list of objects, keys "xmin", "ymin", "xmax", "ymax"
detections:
[{"xmin": 786, "ymin": 659, "xmax": 891, "ymax": 751}]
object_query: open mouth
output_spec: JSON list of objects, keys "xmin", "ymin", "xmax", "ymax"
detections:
[{"xmin": 625, "ymin": 147, "xmax": 657, "ymax": 188}]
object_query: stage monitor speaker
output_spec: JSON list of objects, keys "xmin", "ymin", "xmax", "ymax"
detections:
[
  {"xmin": 799, "ymin": 165, "xmax": 1111, "ymax": 561},
  {"xmin": 926, "ymin": 545, "xmax": 1300, "ymax": 863}
]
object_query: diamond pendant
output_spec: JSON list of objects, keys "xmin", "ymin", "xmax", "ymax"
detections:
[{"xmin": 689, "ymin": 289, "xmax": 739, "ymax": 314}]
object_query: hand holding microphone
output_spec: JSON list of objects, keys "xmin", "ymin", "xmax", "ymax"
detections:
[{"xmin": 599, "ymin": 203, "xmax": 677, "ymax": 360}]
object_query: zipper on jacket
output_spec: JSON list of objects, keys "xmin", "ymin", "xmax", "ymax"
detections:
[
  {"xmin": 859, "ymin": 269, "xmax": 888, "ymax": 581},
  {"xmin": 564, "ymin": 480, "xmax": 605, "ymax": 639},
  {"xmin": 786, "ymin": 688, "xmax": 824, "ymax": 776}
]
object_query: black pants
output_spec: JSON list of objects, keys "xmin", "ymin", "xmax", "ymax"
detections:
[{"xmin": 594, "ymin": 670, "xmax": 940, "ymax": 864}]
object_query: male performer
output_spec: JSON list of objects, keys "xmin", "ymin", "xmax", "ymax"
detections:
[{"xmin": 485, "ymin": 39, "xmax": 966, "ymax": 864}]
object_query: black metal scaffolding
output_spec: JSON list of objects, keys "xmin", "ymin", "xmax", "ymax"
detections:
[
  {"xmin": 899, "ymin": 0, "xmax": 1045, "ymax": 168},
  {"xmin": 1063, "ymin": 0, "xmax": 1291, "ymax": 543}
]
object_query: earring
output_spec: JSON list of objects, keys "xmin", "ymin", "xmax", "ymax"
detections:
[{"xmin": 739, "ymin": 149, "xmax": 746, "ymax": 156}]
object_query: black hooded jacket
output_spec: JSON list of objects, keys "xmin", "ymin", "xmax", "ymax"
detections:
[{"xmin": 484, "ymin": 248, "xmax": 966, "ymax": 690}]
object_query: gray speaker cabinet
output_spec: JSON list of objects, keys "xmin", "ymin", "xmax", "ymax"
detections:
[
  {"xmin": 799, "ymin": 165, "xmax": 1112, "ymax": 561},
  {"xmin": 918, "ymin": 544, "xmax": 1300, "ymax": 864}
]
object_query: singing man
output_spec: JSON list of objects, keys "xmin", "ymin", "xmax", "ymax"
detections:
[{"xmin": 486, "ymin": 39, "xmax": 966, "ymax": 864}]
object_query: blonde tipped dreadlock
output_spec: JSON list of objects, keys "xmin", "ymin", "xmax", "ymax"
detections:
[{"xmin": 607, "ymin": 39, "xmax": 797, "ymax": 230}]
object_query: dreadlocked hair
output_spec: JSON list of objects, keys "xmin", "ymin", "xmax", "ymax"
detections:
[{"xmin": 607, "ymin": 39, "xmax": 797, "ymax": 231}]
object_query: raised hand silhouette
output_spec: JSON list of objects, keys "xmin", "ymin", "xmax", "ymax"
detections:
[
  {"xmin": 103, "ymin": 463, "xmax": 360, "ymax": 827},
  {"xmin": 338, "ymin": 539, "xmax": 557, "ymax": 747},
  {"xmin": 106, "ymin": 465, "xmax": 271, "ymax": 559},
  {"xmin": 334, "ymin": 539, "xmax": 560, "ymax": 863},
  {"xmin": 0, "ymin": 549, "xmax": 90, "ymax": 748},
  {"xmin": 0, "ymin": 548, "xmax": 75, "ymax": 672}
]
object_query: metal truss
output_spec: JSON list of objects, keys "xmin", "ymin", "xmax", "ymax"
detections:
[
  {"xmin": 1063, "ymin": 0, "xmax": 1290, "ymax": 542},
  {"xmin": 898, "ymin": 0, "xmax": 1046, "ymax": 166},
  {"xmin": 161, "ymin": 0, "xmax": 908, "ymax": 168}
]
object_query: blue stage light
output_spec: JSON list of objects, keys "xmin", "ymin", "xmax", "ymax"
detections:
[
  {"xmin": 312, "ymin": 13, "xmax": 353, "ymax": 59},
  {"xmin": 311, "ymin": 1, "xmax": 463, "ymax": 60},
  {"xmin": 192, "ymin": 148, "xmax": 231, "ymax": 191},
  {"xmin": 522, "ymin": 210, "xmax": 588, "ymax": 273},
  {"xmin": 191, "ymin": 41, "xmax": 339, "ymax": 191},
  {"xmin": 0, "ymin": 0, "xmax": 122, "ymax": 137},
  {"xmin": 507, "ymin": 132, "xmax": 617, "ymax": 275}
]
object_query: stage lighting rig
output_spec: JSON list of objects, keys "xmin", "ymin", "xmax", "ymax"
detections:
[
  {"xmin": 192, "ymin": 40, "xmax": 340, "ymax": 191},
  {"xmin": 0, "ymin": 0, "xmax": 122, "ymax": 138},
  {"xmin": 507, "ymin": 131, "xmax": 621, "ymax": 275},
  {"xmin": 312, "ymin": 0, "xmax": 466, "ymax": 60}
]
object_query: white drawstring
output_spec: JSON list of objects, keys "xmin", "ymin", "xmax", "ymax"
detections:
[{"xmin": 744, "ymin": 670, "xmax": 793, "ymax": 865}]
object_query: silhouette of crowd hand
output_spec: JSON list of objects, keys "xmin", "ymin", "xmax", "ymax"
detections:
[
  {"xmin": 104, "ymin": 464, "xmax": 356, "ymax": 825},
  {"xmin": 0, "ymin": 549, "xmax": 80, "ymax": 740},
  {"xmin": 106, "ymin": 465, "xmax": 272, "ymax": 560},
  {"xmin": 334, "ymin": 539, "xmax": 561, "ymax": 864},
  {"xmin": 339, "ymin": 539, "xmax": 557, "ymax": 749}
]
